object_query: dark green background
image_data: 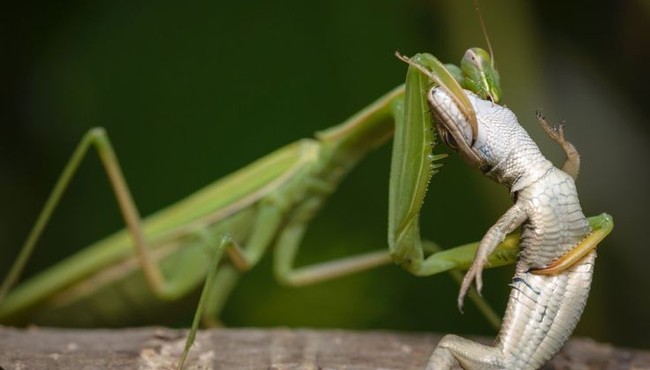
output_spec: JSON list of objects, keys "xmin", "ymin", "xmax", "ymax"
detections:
[{"xmin": 1, "ymin": 0, "xmax": 649, "ymax": 349}]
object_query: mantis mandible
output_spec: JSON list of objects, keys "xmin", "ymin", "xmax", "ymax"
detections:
[{"xmin": 0, "ymin": 10, "xmax": 613, "ymax": 370}]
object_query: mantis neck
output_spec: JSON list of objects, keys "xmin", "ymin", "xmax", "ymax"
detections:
[{"xmin": 316, "ymin": 85, "xmax": 404, "ymax": 170}]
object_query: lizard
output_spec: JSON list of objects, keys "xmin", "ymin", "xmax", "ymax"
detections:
[{"xmin": 424, "ymin": 87, "xmax": 610, "ymax": 369}]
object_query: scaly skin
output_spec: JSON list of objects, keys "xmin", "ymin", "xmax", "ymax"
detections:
[{"xmin": 426, "ymin": 89, "xmax": 593, "ymax": 369}]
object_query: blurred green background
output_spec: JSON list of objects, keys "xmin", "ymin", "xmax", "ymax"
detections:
[{"xmin": 1, "ymin": 0, "xmax": 649, "ymax": 349}]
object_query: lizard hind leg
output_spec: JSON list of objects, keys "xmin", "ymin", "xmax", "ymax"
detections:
[{"xmin": 426, "ymin": 334, "xmax": 504, "ymax": 370}]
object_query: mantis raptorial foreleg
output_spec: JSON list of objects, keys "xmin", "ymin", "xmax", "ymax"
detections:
[{"xmin": 388, "ymin": 52, "xmax": 519, "ymax": 279}]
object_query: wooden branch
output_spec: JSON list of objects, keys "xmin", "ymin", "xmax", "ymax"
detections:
[{"xmin": 0, "ymin": 326, "xmax": 648, "ymax": 369}]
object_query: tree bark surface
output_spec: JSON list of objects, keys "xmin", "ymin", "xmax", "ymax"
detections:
[{"xmin": 0, "ymin": 326, "xmax": 648, "ymax": 370}]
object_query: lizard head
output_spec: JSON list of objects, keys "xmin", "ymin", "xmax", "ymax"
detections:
[{"xmin": 427, "ymin": 87, "xmax": 514, "ymax": 175}]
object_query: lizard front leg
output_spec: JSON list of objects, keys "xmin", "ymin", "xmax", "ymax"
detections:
[
  {"xmin": 458, "ymin": 202, "xmax": 528, "ymax": 310},
  {"xmin": 536, "ymin": 111, "xmax": 580, "ymax": 180}
]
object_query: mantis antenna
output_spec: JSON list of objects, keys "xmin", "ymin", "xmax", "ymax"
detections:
[{"xmin": 473, "ymin": 0, "xmax": 496, "ymax": 69}]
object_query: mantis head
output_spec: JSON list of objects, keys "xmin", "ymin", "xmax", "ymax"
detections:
[
  {"xmin": 395, "ymin": 46, "xmax": 503, "ymax": 151},
  {"xmin": 460, "ymin": 47, "xmax": 502, "ymax": 103}
]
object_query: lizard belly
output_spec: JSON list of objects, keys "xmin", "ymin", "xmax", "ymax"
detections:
[{"xmin": 497, "ymin": 251, "xmax": 596, "ymax": 369}]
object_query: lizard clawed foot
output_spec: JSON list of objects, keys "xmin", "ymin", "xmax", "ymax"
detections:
[
  {"xmin": 457, "ymin": 258, "xmax": 487, "ymax": 312},
  {"xmin": 536, "ymin": 110, "xmax": 580, "ymax": 179},
  {"xmin": 536, "ymin": 111, "xmax": 567, "ymax": 144}
]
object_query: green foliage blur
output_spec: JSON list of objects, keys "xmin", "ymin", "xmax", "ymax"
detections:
[{"xmin": 1, "ymin": 0, "xmax": 649, "ymax": 348}]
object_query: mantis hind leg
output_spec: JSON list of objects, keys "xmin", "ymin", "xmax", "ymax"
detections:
[
  {"xmin": 0, "ymin": 128, "xmax": 169, "ymax": 301},
  {"xmin": 0, "ymin": 128, "xmax": 208, "ymax": 303}
]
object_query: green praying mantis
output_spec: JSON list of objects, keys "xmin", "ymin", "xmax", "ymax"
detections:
[{"xmin": 0, "ymin": 7, "xmax": 613, "ymax": 369}]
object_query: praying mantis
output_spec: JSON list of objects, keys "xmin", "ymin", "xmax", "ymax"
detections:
[{"xmin": 0, "ymin": 2, "xmax": 614, "ymax": 369}]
